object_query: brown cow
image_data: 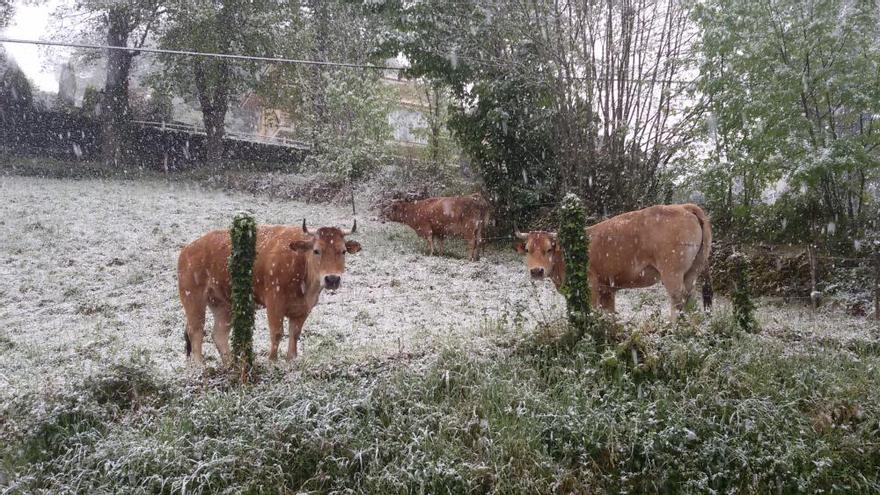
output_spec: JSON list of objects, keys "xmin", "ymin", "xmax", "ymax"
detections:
[
  {"xmin": 177, "ymin": 219, "xmax": 361, "ymax": 364},
  {"xmin": 381, "ymin": 193, "xmax": 490, "ymax": 261},
  {"xmin": 515, "ymin": 204, "xmax": 711, "ymax": 318}
]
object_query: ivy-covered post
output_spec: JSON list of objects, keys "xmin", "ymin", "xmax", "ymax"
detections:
[
  {"xmin": 730, "ymin": 251, "xmax": 758, "ymax": 333},
  {"xmin": 558, "ymin": 194, "xmax": 597, "ymax": 344},
  {"xmin": 229, "ymin": 211, "xmax": 256, "ymax": 382}
]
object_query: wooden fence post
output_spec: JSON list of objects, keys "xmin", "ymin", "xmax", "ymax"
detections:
[{"xmin": 808, "ymin": 244, "xmax": 819, "ymax": 310}]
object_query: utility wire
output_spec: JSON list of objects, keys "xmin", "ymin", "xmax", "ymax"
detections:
[
  {"xmin": 0, "ymin": 37, "xmax": 403, "ymax": 71},
  {"xmin": 0, "ymin": 37, "xmax": 698, "ymax": 86}
]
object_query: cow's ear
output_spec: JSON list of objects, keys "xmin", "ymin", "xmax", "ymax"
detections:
[
  {"xmin": 513, "ymin": 239, "xmax": 526, "ymax": 253},
  {"xmin": 289, "ymin": 239, "xmax": 313, "ymax": 252},
  {"xmin": 345, "ymin": 240, "xmax": 362, "ymax": 254}
]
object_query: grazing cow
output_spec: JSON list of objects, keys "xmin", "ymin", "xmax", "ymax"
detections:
[
  {"xmin": 381, "ymin": 193, "xmax": 490, "ymax": 261},
  {"xmin": 177, "ymin": 219, "xmax": 361, "ymax": 363},
  {"xmin": 515, "ymin": 204, "xmax": 711, "ymax": 317}
]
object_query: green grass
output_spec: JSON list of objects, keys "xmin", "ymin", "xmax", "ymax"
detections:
[{"xmin": 2, "ymin": 313, "xmax": 880, "ymax": 493}]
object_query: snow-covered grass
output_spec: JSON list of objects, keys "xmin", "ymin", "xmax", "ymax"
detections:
[
  {"xmin": 1, "ymin": 174, "xmax": 879, "ymax": 493},
  {"xmin": 0, "ymin": 174, "xmax": 566, "ymax": 397}
]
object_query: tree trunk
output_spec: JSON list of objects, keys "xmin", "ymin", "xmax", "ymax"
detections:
[
  {"xmin": 194, "ymin": 60, "xmax": 229, "ymax": 164},
  {"xmin": 102, "ymin": 6, "xmax": 133, "ymax": 165}
]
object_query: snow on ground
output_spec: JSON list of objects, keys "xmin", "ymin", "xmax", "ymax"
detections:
[
  {"xmin": 0, "ymin": 175, "xmax": 873, "ymax": 401},
  {"xmin": 0, "ymin": 175, "xmax": 566, "ymax": 399}
]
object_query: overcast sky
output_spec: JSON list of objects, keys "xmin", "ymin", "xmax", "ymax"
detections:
[{"xmin": 2, "ymin": 0, "xmax": 65, "ymax": 92}]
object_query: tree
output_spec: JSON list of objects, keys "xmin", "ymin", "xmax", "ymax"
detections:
[
  {"xmin": 51, "ymin": 0, "xmax": 165, "ymax": 164},
  {"xmin": 158, "ymin": 0, "xmax": 278, "ymax": 164},
  {"xmin": 391, "ymin": 0, "xmax": 699, "ymax": 227},
  {"xmin": 0, "ymin": 61, "xmax": 33, "ymax": 147},
  {"xmin": 57, "ymin": 61, "xmax": 77, "ymax": 110},
  {"xmin": 696, "ymin": 0, "xmax": 880, "ymax": 244},
  {"xmin": 0, "ymin": 0, "xmax": 12, "ymax": 28},
  {"xmin": 263, "ymin": 1, "xmax": 393, "ymax": 180}
]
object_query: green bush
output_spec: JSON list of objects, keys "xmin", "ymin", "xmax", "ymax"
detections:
[
  {"xmin": 731, "ymin": 252, "xmax": 759, "ymax": 333},
  {"xmin": 558, "ymin": 194, "xmax": 596, "ymax": 345},
  {"xmin": 229, "ymin": 211, "xmax": 257, "ymax": 380}
]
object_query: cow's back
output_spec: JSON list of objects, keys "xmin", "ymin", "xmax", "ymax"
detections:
[
  {"xmin": 427, "ymin": 195, "xmax": 489, "ymax": 235},
  {"xmin": 587, "ymin": 204, "xmax": 704, "ymax": 288},
  {"xmin": 178, "ymin": 229, "xmax": 234, "ymax": 304},
  {"xmin": 178, "ymin": 226, "xmax": 307, "ymax": 307}
]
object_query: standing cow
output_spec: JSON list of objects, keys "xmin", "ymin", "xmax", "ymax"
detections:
[
  {"xmin": 381, "ymin": 193, "xmax": 490, "ymax": 261},
  {"xmin": 516, "ymin": 204, "xmax": 711, "ymax": 318},
  {"xmin": 177, "ymin": 219, "xmax": 361, "ymax": 363}
]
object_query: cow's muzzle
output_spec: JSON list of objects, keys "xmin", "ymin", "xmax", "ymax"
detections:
[
  {"xmin": 323, "ymin": 274, "xmax": 341, "ymax": 290},
  {"xmin": 530, "ymin": 267, "xmax": 545, "ymax": 279}
]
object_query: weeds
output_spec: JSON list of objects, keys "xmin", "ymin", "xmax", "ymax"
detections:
[{"xmin": 3, "ymin": 315, "xmax": 880, "ymax": 493}]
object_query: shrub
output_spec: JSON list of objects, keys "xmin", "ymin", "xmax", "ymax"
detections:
[
  {"xmin": 730, "ymin": 251, "xmax": 759, "ymax": 333},
  {"xmin": 558, "ymin": 194, "xmax": 597, "ymax": 344},
  {"xmin": 229, "ymin": 211, "xmax": 257, "ymax": 381}
]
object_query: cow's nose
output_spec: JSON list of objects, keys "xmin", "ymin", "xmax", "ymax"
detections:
[
  {"xmin": 530, "ymin": 267, "xmax": 545, "ymax": 278},
  {"xmin": 324, "ymin": 275, "xmax": 341, "ymax": 289}
]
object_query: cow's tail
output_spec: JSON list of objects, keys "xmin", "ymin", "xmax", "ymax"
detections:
[
  {"xmin": 184, "ymin": 329, "xmax": 192, "ymax": 357},
  {"xmin": 681, "ymin": 204, "xmax": 713, "ymax": 310}
]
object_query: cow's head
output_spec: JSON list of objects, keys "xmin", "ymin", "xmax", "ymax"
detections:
[
  {"xmin": 380, "ymin": 199, "xmax": 408, "ymax": 224},
  {"xmin": 290, "ymin": 219, "xmax": 361, "ymax": 290},
  {"xmin": 514, "ymin": 230, "xmax": 561, "ymax": 281}
]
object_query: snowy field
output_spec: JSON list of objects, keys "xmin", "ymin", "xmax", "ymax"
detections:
[
  {"xmin": 3, "ymin": 174, "xmax": 880, "ymax": 493},
  {"xmin": 1, "ymin": 175, "xmax": 875, "ymax": 402},
  {"xmin": 0, "ymin": 175, "xmax": 572, "ymax": 399}
]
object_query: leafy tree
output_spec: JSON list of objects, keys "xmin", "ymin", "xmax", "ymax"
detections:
[
  {"xmin": 391, "ymin": 0, "xmax": 559, "ymax": 228},
  {"xmin": 0, "ymin": 62, "xmax": 33, "ymax": 121},
  {"xmin": 158, "ymin": 0, "xmax": 278, "ymax": 163},
  {"xmin": 0, "ymin": 0, "xmax": 12, "ymax": 28},
  {"xmin": 51, "ymin": 0, "xmax": 166, "ymax": 164},
  {"xmin": 696, "ymin": 0, "xmax": 880, "ymax": 245},
  {"xmin": 264, "ymin": 0, "xmax": 393, "ymax": 181},
  {"xmin": 390, "ymin": 0, "xmax": 698, "ymax": 228}
]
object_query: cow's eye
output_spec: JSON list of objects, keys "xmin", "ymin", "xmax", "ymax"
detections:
[{"xmin": 313, "ymin": 249, "xmax": 320, "ymax": 255}]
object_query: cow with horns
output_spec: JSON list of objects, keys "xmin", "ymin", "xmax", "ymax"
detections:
[
  {"xmin": 177, "ymin": 219, "xmax": 361, "ymax": 363},
  {"xmin": 515, "ymin": 204, "xmax": 712, "ymax": 318}
]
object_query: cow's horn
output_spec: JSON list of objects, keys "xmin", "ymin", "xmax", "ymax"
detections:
[
  {"xmin": 341, "ymin": 219, "xmax": 357, "ymax": 236},
  {"xmin": 514, "ymin": 228, "xmax": 529, "ymax": 240},
  {"xmin": 548, "ymin": 232, "xmax": 558, "ymax": 240},
  {"xmin": 302, "ymin": 218, "xmax": 309, "ymax": 234}
]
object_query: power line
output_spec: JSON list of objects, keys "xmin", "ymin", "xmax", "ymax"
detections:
[
  {"xmin": 0, "ymin": 37, "xmax": 698, "ymax": 86},
  {"xmin": 0, "ymin": 37, "xmax": 403, "ymax": 71}
]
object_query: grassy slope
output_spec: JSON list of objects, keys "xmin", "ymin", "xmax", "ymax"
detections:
[{"xmin": 2, "ymin": 313, "xmax": 880, "ymax": 493}]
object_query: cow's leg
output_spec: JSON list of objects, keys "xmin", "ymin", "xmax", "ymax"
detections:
[
  {"xmin": 418, "ymin": 228, "xmax": 433, "ymax": 255},
  {"xmin": 589, "ymin": 278, "xmax": 601, "ymax": 309},
  {"xmin": 597, "ymin": 289, "xmax": 616, "ymax": 313},
  {"xmin": 437, "ymin": 236, "xmax": 445, "ymax": 256},
  {"xmin": 267, "ymin": 305, "xmax": 285, "ymax": 361},
  {"xmin": 660, "ymin": 272, "xmax": 688, "ymax": 319},
  {"xmin": 184, "ymin": 299, "xmax": 207, "ymax": 365},
  {"xmin": 286, "ymin": 315, "xmax": 307, "ymax": 361},
  {"xmin": 209, "ymin": 304, "xmax": 232, "ymax": 365}
]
